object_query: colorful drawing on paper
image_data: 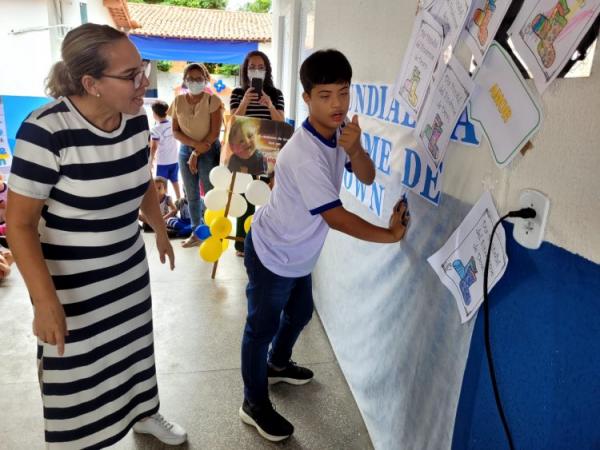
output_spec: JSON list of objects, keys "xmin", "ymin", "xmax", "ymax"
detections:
[
  {"xmin": 473, "ymin": 0, "xmax": 497, "ymax": 45},
  {"xmin": 414, "ymin": 57, "xmax": 474, "ymax": 167},
  {"xmin": 423, "ymin": 113, "xmax": 444, "ymax": 160},
  {"xmin": 388, "ymin": 11, "xmax": 444, "ymax": 119},
  {"xmin": 508, "ymin": 0, "xmax": 600, "ymax": 92},
  {"xmin": 452, "ymin": 257, "xmax": 478, "ymax": 305},
  {"xmin": 403, "ymin": 67, "xmax": 421, "ymax": 108},
  {"xmin": 428, "ymin": 191, "xmax": 508, "ymax": 323},
  {"xmin": 531, "ymin": 0, "xmax": 585, "ymax": 68},
  {"xmin": 465, "ymin": 0, "xmax": 512, "ymax": 64}
]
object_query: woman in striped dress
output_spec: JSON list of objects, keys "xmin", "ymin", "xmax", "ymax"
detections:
[{"xmin": 6, "ymin": 24, "xmax": 186, "ymax": 448}]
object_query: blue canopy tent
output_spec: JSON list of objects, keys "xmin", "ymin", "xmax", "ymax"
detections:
[{"xmin": 129, "ymin": 35, "xmax": 258, "ymax": 64}]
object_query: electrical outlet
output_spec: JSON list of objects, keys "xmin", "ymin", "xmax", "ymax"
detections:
[{"xmin": 513, "ymin": 189, "xmax": 550, "ymax": 249}]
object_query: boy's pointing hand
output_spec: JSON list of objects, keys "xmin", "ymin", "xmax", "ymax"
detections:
[{"xmin": 339, "ymin": 114, "xmax": 363, "ymax": 157}]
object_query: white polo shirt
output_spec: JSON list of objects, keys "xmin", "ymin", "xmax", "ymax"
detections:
[
  {"xmin": 251, "ymin": 119, "xmax": 352, "ymax": 277},
  {"xmin": 150, "ymin": 120, "xmax": 178, "ymax": 165}
]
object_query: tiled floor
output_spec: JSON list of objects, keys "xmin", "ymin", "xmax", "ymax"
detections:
[{"xmin": 0, "ymin": 234, "xmax": 373, "ymax": 449}]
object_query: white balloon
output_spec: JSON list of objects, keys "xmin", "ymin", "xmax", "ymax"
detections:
[
  {"xmin": 227, "ymin": 193, "xmax": 248, "ymax": 218},
  {"xmin": 204, "ymin": 189, "xmax": 228, "ymax": 211},
  {"xmin": 232, "ymin": 172, "xmax": 253, "ymax": 194},
  {"xmin": 209, "ymin": 166, "xmax": 232, "ymax": 190},
  {"xmin": 245, "ymin": 180, "xmax": 271, "ymax": 206}
]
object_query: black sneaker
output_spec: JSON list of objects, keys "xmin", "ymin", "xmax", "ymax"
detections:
[
  {"xmin": 239, "ymin": 399, "xmax": 294, "ymax": 442},
  {"xmin": 268, "ymin": 360, "xmax": 314, "ymax": 385}
]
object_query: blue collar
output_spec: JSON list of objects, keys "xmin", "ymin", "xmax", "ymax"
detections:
[
  {"xmin": 160, "ymin": 120, "xmax": 169, "ymax": 123},
  {"xmin": 303, "ymin": 119, "xmax": 337, "ymax": 148}
]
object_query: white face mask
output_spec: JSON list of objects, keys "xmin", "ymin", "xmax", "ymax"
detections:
[
  {"xmin": 248, "ymin": 69, "xmax": 266, "ymax": 81},
  {"xmin": 187, "ymin": 81, "xmax": 206, "ymax": 95}
]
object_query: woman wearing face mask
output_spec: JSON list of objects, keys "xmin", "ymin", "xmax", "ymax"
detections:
[
  {"xmin": 230, "ymin": 51, "xmax": 285, "ymax": 255},
  {"xmin": 169, "ymin": 63, "xmax": 224, "ymax": 247}
]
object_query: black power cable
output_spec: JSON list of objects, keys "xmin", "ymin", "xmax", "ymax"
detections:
[{"xmin": 483, "ymin": 207, "xmax": 536, "ymax": 450}]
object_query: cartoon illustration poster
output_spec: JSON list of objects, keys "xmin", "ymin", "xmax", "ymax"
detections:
[
  {"xmin": 470, "ymin": 42, "xmax": 543, "ymax": 168},
  {"xmin": 429, "ymin": 0, "xmax": 473, "ymax": 51},
  {"xmin": 464, "ymin": 0, "xmax": 514, "ymax": 64},
  {"xmin": 221, "ymin": 116, "xmax": 294, "ymax": 176},
  {"xmin": 414, "ymin": 57, "xmax": 475, "ymax": 167},
  {"xmin": 508, "ymin": 0, "xmax": 600, "ymax": 93},
  {"xmin": 389, "ymin": 11, "xmax": 444, "ymax": 120},
  {"xmin": 428, "ymin": 191, "xmax": 508, "ymax": 323}
]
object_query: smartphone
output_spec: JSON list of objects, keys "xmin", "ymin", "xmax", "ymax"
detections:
[{"xmin": 251, "ymin": 78, "xmax": 263, "ymax": 98}]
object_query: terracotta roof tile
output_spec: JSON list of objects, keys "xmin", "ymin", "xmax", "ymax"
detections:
[{"xmin": 126, "ymin": 2, "xmax": 271, "ymax": 42}]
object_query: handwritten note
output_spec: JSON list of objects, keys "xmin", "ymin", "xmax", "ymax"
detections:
[
  {"xmin": 389, "ymin": 11, "xmax": 445, "ymax": 119},
  {"xmin": 428, "ymin": 191, "xmax": 508, "ymax": 323},
  {"xmin": 415, "ymin": 57, "xmax": 474, "ymax": 166},
  {"xmin": 430, "ymin": 0, "xmax": 473, "ymax": 50}
]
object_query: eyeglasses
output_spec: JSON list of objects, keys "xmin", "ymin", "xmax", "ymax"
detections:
[{"xmin": 101, "ymin": 62, "xmax": 151, "ymax": 89}]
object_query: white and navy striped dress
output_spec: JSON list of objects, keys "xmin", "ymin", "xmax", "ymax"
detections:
[{"xmin": 9, "ymin": 97, "xmax": 159, "ymax": 449}]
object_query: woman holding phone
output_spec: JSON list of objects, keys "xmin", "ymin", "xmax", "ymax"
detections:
[{"xmin": 229, "ymin": 51, "xmax": 285, "ymax": 255}]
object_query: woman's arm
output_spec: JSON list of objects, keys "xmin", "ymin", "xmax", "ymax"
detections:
[
  {"xmin": 6, "ymin": 191, "xmax": 68, "ymax": 355},
  {"xmin": 139, "ymin": 182, "xmax": 175, "ymax": 270}
]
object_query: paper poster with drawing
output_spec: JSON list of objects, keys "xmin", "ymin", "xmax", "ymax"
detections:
[
  {"xmin": 389, "ymin": 11, "xmax": 445, "ymax": 119},
  {"xmin": 470, "ymin": 42, "xmax": 543, "ymax": 167},
  {"xmin": 221, "ymin": 116, "xmax": 294, "ymax": 176},
  {"xmin": 428, "ymin": 191, "xmax": 508, "ymax": 323},
  {"xmin": 464, "ymin": 0, "xmax": 513, "ymax": 64},
  {"xmin": 415, "ymin": 57, "xmax": 475, "ymax": 167},
  {"xmin": 429, "ymin": 0, "xmax": 473, "ymax": 51},
  {"xmin": 508, "ymin": 0, "xmax": 600, "ymax": 92}
]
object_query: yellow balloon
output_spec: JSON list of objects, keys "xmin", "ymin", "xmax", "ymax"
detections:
[
  {"xmin": 199, "ymin": 237, "xmax": 223, "ymax": 262},
  {"xmin": 210, "ymin": 216, "xmax": 232, "ymax": 239},
  {"xmin": 221, "ymin": 238, "xmax": 230, "ymax": 251},
  {"xmin": 244, "ymin": 215, "xmax": 253, "ymax": 233},
  {"xmin": 204, "ymin": 209, "xmax": 225, "ymax": 227}
]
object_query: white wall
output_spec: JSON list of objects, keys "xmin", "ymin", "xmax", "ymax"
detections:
[
  {"xmin": 289, "ymin": 0, "xmax": 600, "ymax": 264},
  {"xmin": 0, "ymin": 0, "xmax": 54, "ymax": 96},
  {"xmin": 0, "ymin": 0, "xmax": 118, "ymax": 97}
]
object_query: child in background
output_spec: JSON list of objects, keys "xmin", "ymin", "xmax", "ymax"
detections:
[
  {"xmin": 151, "ymin": 101, "xmax": 181, "ymax": 200},
  {"xmin": 140, "ymin": 177, "xmax": 177, "ymax": 231}
]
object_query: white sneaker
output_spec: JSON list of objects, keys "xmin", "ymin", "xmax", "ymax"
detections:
[{"xmin": 132, "ymin": 413, "xmax": 187, "ymax": 445}]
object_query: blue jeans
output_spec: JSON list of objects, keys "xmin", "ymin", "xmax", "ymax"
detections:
[
  {"xmin": 178, "ymin": 142, "xmax": 220, "ymax": 229},
  {"xmin": 241, "ymin": 231, "xmax": 314, "ymax": 405}
]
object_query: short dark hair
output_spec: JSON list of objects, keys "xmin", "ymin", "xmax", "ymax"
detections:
[
  {"xmin": 154, "ymin": 176, "xmax": 168, "ymax": 189},
  {"xmin": 240, "ymin": 50, "xmax": 275, "ymax": 93},
  {"xmin": 300, "ymin": 49, "xmax": 352, "ymax": 93},
  {"xmin": 151, "ymin": 100, "xmax": 169, "ymax": 118}
]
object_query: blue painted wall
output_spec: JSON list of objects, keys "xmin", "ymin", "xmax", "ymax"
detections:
[{"xmin": 452, "ymin": 223, "xmax": 600, "ymax": 450}]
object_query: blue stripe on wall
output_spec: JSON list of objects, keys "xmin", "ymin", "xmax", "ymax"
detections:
[
  {"xmin": 2, "ymin": 95, "xmax": 51, "ymax": 152},
  {"xmin": 452, "ymin": 222, "xmax": 600, "ymax": 450}
]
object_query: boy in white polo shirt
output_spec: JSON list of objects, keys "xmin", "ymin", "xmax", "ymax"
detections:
[
  {"xmin": 239, "ymin": 49, "xmax": 410, "ymax": 442},
  {"xmin": 150, "ymin": 100, "xmax": 181, "ymax": 200}
]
